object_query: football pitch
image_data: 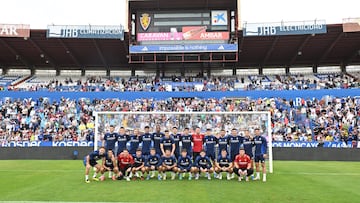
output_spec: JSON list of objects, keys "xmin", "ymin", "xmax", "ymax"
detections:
[{"xmin": 0, "ymin": 160, "xmax": 359, "ymax": 203}]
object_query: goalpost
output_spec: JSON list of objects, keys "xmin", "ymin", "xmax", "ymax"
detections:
[{"xmin": 93, "ymin": 111, "xmax": 273, "ymax": 173}]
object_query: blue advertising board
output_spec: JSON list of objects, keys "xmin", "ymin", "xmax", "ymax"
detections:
[
  {"xmin": 272, "ymin": 141, "xmax": 358, "ymax": 148},
  {"xmin": 129, "ymin": 43, "xmax": 238, "ymax": 53},
  {"xmin": 0, "ymin": 141, "xmax": 94, "ymax": 147},
  {"xmin": 243, "ymin": 20, "xmax": 327, "ymax": 36},
  {"xmin": 47, "ymin": 25, "xmax": 124, "ymax": 40}
]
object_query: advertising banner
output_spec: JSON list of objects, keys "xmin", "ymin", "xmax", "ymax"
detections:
[
  {"xmin": 342, "ymin": 18, "xmax": 360, "ymax": 32},
  {"xmin": 211, "ymin": 10, "xmax": 228, "ymax": 26},
  {"xmin": 0, "ymin": 141, "xmax": 94, "ymax": 147},
  {"xmin": 272, "ymin": 141, "xmax": 356, "ymax": 148},
  {"xmin": 129, "ymin": 43, "xmax": 238, "ymax": 53},
  {"xmin": 47, "ymin": 25, "xmax": 124, "ymax": 39},
  {"xmin": 137, "ymin": 26, "xmax": 229, "ymax": 41},
  {"xmin": 243, "ymin": 20, "xmax": 327, "ymax": 36},
  {"xmin": 0, "ymin": 24, "xmax": 30, "ymax": 38}
]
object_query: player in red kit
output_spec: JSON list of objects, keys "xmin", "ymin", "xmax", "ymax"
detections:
[
  {"xmin": 192, "ymin": 126, "xmax": 204, "ymax": 161},
  {"xmin": 117, "ymin": 149, "xmax": 134, "ymax": 181},
  {"xmin": 233, "ymin": 147, "xmax": 253, "ymax": 182}
]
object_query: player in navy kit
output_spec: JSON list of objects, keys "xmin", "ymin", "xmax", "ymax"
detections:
[
  {"xmin": 152, "ymin": 125, "xmax": 164, "ymax": 155},
  {"xmin": 160, "ymin": 130, "xmax": 175, "ymax": 156},
  {"xmin": 145, "ymin": 148, "xmax": 162, "ymax": 180},
  {"xmin": 203, "ymin": 129, "xmax": 217, "ymax": 160},
  {"xmin": 159, "ymin": 149, "xmax": 178, "ymax": 180},
  {"xmin": 181, "ymin": 127, "xmax": 193, "ymax": 158},
  {"xmin": 116, "ymin": 127, "xmax": 129, "ymax": 155},
  {"xmin": 228, "ymin": 128, "xmax": 243, "ymax": 162},
  {"xmin": 83, "ymin": 147, "xmax": 107, "ymax": 183},
  {"xmin": 131, "ymin": 149, "xmax": 146, "ymax": 180},
  {"xmin": 99, "ymin": 149, "xmax": 118, "ymax": 181},
  {"xmin": 128, "ymin": 129, "xmax": 142, "ymax": 156},
  {"xmin": 141, "ymin": 126, "xmax": 153, "ymax": 158},
  {"xmin": 217, "ymin": 129, "xmax": 229, "ymax": 157},
  {"xmin": 243, "ymin": 129, "xmax": 255, "ymax": 177},
  {"xmin": 193, "ymin": 150, "xmax": 214, "ymax": 180},
  {"xmin": 253, "ymin": 128, "xmax": 268, "ymax": 182},
  {"xmin": 214, "ymin": 149, "xmax": 233, "ymax": 180},
  {"xmin": 102, "ymin": 125, "xmax": 118, "ymax": 151},
  {"xmin": 177, "ymin": 149, "xmax": 194, "ymax": 180},
  {"xmin": 171, "ymin": 127, "xmax": 181, "ymax": 158}
]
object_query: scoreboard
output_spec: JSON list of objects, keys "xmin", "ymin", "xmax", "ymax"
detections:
[{"xmin": 129, "ymin": 10, "xmax": 238, "ymax": 53}]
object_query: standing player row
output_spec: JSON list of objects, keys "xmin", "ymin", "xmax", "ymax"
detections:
[{"xmin": 102, "ymin": 125, "xmax": 268, "ymax": 163}]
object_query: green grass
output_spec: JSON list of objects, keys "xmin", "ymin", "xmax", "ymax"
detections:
[{"xmin": 0, "ymin": 160, "xmax": 359, "ymax": 203}]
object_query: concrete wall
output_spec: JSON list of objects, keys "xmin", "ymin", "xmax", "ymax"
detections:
[{"xmin": 0, "ymin": 147, "xmax": 360, "ymax": 161}]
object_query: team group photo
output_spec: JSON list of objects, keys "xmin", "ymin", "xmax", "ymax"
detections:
[{"xmin": 84, "ymin": 122, "xmax": 268, "ymax": 183}]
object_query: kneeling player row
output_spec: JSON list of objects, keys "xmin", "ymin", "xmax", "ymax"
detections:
[{"xmin": 83, "ymin": 147, "xmax": 267, "ymax": 183}]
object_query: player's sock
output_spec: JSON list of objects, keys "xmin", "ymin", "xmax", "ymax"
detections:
[
  {"xmin": 150, "ymin": 171, "xmax": 155, "ymax": 178},
  {"xmin": 256, "ymin": 172, "xmax": 260, "ymax": 179},
  {"xmin": 231, "ymin": 173, "xmax": 235, "ymax": 179},
  {"xmin": 171, "ymin": 172, "xmax": 176, "ymax": 180},
  {"xmin": 93, "ymin": 172, "xmax": 97, "ymax": 178},
  {"xmin": 108, "ymin": 171, "xmax": 112, "ymax": 178},
  {"xmin": 263, "ymin": 174, "xmax": 267, "ymax": 182},
  {"xmin": 85, "ymin": 175, "xmax": 89, "ymax": 181}
]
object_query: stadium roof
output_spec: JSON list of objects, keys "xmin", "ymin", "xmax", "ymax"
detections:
[
  {"xmin": 128, "ymin": 0, "xmax": 237, "ymax": 10},
  {"xmin": 0, "ymin": 24, "xmax": 359, "ymax": 71}
]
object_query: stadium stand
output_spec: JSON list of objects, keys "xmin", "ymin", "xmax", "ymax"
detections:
[
  {"xmin": 1, "ymin": 72, "xmax": 359, "ymax": 92},
  {"xmin": 0, "ymin": 95, "xmax": 359, "ymax": 146}
]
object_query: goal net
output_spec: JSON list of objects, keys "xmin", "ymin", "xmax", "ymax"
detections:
[{"xmin": 93, "ymin": 111, "xmax": 273, "ymax": 173}]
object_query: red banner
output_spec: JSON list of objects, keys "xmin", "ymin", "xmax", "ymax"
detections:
[
  {"xmin": 0, "ymin": 24, "xmax": 30, "ymax": 38},
  {"xmin": 182, "ymin": 26, "xmax": 229, "ymax": 40}
]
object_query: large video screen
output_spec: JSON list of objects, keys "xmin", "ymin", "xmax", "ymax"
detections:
[{"xmin": 130, "ymin": 10, "xmax": 238, "ymax": 53}]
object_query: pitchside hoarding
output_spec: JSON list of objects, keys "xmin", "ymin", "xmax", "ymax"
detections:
[
  {"xmin": 0, "ymin": 24, "xmax": 30, "ymax": 38},
  {"xmin": 243, "ymin": 20, "xmax": 327, "ymax": 37},
  {"xmin": 47, "ymin": 25, "xmax": 124, "ymax": 39}
]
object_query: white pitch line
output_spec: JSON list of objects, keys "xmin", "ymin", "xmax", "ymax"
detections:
[
  {"xmin": 0, "ymin": 201, "xmax": 149, "ymax": 203},
  {"xmin": 275, "ymin": 172, "xmax": 360, "ymax": 176}
]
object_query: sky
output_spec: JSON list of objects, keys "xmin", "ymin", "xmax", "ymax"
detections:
[{"xmin": 0, "ymin": 0, "xmax": 359, "ymax": 29}]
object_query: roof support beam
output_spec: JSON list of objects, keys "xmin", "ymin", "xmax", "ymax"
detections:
[
  {"xmin": 58, "ymin": 39, "xmax": 83, "ymax": 67},
  {"xmin": 316, "ymin": 32, "xmax": 344, "ymax": 65},
  {"xmin": 262, "ymin": 36, "xmax": 279, "ymax": 67},
  {"xmin": 93, "ymin": 40, "xmax": 108, "ymax": 68},
  {"xmin": 288, "ymin": 35, "xmax": 311, "ymax": 67},
  {"xmin": 28, "ymin": 38, "xmax": 57, "ymax": 68},
  {"xmin": 0, "ymin": 39, "xmax": 33, "ymax": 68}
]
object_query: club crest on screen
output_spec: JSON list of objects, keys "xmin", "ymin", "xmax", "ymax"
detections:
[{"xmin": 140, "ymin": 13, "xmax": 151, "ymax": 31}]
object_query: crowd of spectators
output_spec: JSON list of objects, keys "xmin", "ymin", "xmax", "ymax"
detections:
[
  {"xmin": 0, "ymin": 95, "xmax": 359, "ymax": 147},
  {"xmin": 2, "ymin": 72, "xmax": 359, "ymax": 92}
]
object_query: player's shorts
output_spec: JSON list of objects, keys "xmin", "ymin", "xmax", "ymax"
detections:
[
  {"xmin": 198, "ymin": 165, "xmax": 211, "ymax": 170},
  {"xmin": 104, "ymin": 164, "xmax": 114, "ymax": 171},
  {"xmin": 83, "ymin": 159, "xmax": 98, "ymax": 167},
  {"xmin": 132, "ymin": 164, "xmax": 144, "ymax": 169},
  {"xmin": 146, "ymin": 165, "xmax": 160, "ymax": 170},
  {"xmin": 119, "ymin": 164, "xmax": 132, "ymax": 174},
  {"xmin": 254, "ymin": 154, "xmax": 265, "ymax": 163},
  {"xmin": 218, "ymin": 164, "xmax": 231, "ymax": 170},
  {"xmin": 163, "ymin": 165, "xmax": 176, "ymax": 171},
  {"xmin": 234, "ymin": 168, "xmax": 253, "ymax": 176},
  {"xmin": 206, "ymin": 151, "xmax": 216, "ymax": 161},
  {"xmin": 178, "ymin": 166, "xmax": 191, "ymax": 172}
]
